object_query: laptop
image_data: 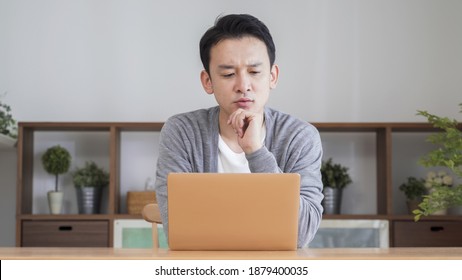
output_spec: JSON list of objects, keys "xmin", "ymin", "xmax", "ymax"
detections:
[{"xmin": 167, "ymin": 173, "xmax": 300, "ymax": 251}]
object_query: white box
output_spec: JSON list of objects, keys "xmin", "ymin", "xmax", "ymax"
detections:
[{"xmin": 310, "ymin": 219, "xmax": 389, "ymax": 248}]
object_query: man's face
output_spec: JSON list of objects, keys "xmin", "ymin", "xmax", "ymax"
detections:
[{"xmin": 201, "ymin": 36, "xmax": 278, "ymax": 118}]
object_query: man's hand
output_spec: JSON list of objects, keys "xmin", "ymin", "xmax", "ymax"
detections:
[{"xmin": 227, "ymin": 108, "xmax": 264, "ymax": 154}]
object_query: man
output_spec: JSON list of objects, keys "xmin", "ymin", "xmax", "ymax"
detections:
[{"xmin": 155, "ymin": 14, "xmax": 323, "ymax": 248}]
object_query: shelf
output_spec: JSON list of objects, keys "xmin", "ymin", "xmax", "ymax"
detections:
[
  {"xmin": 19, "ymin": 214, "xmax": 116, "ymax": 221},
  {"xmin": 19, "ymin": 214, "xmax": 159, "ymax": 221},
  {"xmin": 322, "ymin": 214, "xmax": 389, "ymax": 220},
  {"xmin": 113, "ymin": 214, "xmax": 144, "ymax": 219},
  {"xmin": 390, "ymin": 215, "xmax": 462, "ymax": 222},
  {"xmin": 27, "ymin": 214, "xmax": 443, "ymax": 222},
  {"xmin": 15, "ymin": 121, "xmax": 462, "ymax": 247}
]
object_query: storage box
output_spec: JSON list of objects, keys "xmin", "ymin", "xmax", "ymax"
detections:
[
  {"xmin": 393, "ymin": 221, "xmax": 462, "ymax": 247},
  {"xmin": 309, "ymin": 219, "xmax": 389, "ymax": 248},
  {"xmin": 22, "ymin": 220, "xmax": 109, "ymax": 247},
  {"xmin": 127, "ymin": 191, "xmax": 156, "ymax": 214}
]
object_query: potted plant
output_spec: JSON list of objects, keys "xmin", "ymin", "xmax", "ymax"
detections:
[
  {"xmin": 399, "ymin": 176, "xmax": 426, "ymax": 214},
  {"xmin": 0, "ymin": 98, "xmax": 17, "ymax": 146},
  {"xmin": 72, "ymin": 161, "xmax": 109, "ymax": 214},
  {"xmin": 321, "ymin": 158, "xmax": 353, "ymax": 214},
  {"xmin": 413, "ymin": 103, "xmax": 462, "ymax": 221},
  {"xmin": 424, "ymin": 171, "xmax": 454, "ymax": 215},
  {"xmin": 41, "ymin": 145, "xmax": 71, "ymax": 214}
]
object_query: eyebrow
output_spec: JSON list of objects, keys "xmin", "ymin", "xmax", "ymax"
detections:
[{"xmin": 217, "ymin": 62, "xmax": 263, "ymax": 69}]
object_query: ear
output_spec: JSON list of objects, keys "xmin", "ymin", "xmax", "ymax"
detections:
[
  {"xmin": 269, "ymin": 64, "xmax": 279, "ymax": 89},
  {"xmin": 200, "ymin": 70, "xmax": 214, "ymax": 94}
]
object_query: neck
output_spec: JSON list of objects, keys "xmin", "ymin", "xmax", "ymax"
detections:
[{"xmin": 218, "ymin": 109, "xmax": 266, "ymax": 154}]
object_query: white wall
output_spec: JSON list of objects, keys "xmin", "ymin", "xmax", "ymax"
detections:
[
  {"xmin": 1, "ymin": 0, "xmax": 462, "ymax": 246},
  {"xmin": 2, "ymin": 0, "xmax": 461, "ymax": 123}
]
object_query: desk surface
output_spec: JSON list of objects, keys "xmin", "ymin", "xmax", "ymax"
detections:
[{"xmin": 1, "ymin": 247, "xmax": 461, "ymax": 260}]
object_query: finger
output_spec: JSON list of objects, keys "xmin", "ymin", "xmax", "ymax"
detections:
[
  {"xmin": 238, "ymin": 111, "xmax": 252, "ymax": 138},
  {"xmin": 228, "ymin": 109, "xmax": 243, "ymax": 129},
  {"xmin": 237, "ymin": 111, "xmax": 246, "ymax": 136},
  {"xmin": 227, "ymin": 109, "xmax": 241, "ymax": 126}
]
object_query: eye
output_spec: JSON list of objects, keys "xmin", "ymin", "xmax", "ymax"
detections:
[
  {"xmin": 248, "ymin": 67, "xmax": 261, "ymax": 75},
  {"xmin": 222, "ymin": 73, "xmax": 235, "ymax": 78}
]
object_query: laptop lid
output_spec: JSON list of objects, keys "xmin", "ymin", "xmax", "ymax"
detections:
[{"xmin": 167, "ymin": 173, "xmax": 300, "ymax": 251}]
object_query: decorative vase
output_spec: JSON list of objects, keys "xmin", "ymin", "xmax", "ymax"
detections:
[
  {"xmin": 322, "ymin": 187, "xmax": 342, "ymax": 214},
  {"xmin": 47, "ymin": 191, "xmax": 63, "ymax": 214},
  {"xmin": 76, "ymin": 186, "xmax": 102, "ymax": 214}
]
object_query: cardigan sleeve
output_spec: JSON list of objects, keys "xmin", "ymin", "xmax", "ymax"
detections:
[{"xmin": 246, "ymin": 123, "xmax": 324, "ymax": 248}]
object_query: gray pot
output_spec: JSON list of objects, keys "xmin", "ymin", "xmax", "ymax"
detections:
[
  {"xmin": 406, "ymin": 199, "xmax": 421, "ymax": 215},
  {"xmin": 76, "ymin": 186, "xmax": 102, "ymax": 214},
  {"xmin": 322, "ymin": 187, "xmax": 343, "ymax": 214}
]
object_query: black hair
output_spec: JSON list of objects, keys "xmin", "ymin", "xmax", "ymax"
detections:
[{"xmin": 199, "ymin": 14, "xmax": 276, "ymax": 74}]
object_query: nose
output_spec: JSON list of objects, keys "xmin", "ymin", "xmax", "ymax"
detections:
[{"xmin": 234, "ymin": 73, "xmax": 251, "ymax": 94}]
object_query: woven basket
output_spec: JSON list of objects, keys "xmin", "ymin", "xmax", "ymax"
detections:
[{"xmin": 127, "ymin": 191, "xmax": 156, "ymax": 215}]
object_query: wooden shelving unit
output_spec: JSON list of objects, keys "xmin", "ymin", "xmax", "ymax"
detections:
[{"xmin": 15, "ymin": 122, "xmax": 462, "ymax": 247}]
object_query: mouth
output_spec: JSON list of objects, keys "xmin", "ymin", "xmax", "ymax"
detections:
[{"xmin": 235, "ymin": 98, "xmax": 254, "ymax": 108}]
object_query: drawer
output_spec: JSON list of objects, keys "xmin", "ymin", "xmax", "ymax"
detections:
[
  {"xmin": 393, "ymin": 221, "xmax": 462, "ymax": 247},
  {"xmin": 22, "ymin": 220, "xmax": 109, "ymax": 247}
]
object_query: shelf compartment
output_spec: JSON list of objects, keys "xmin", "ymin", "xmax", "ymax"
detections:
[
  {"xmin": 118, "ymin": 131, "xmax": 160, "ymax": 214},
  {"xmin": 38, "ymin": 131, "xmax": 110, "ymax": 214},
  {"xmin": 319, "ymin": 131, "xmax": 378, "ymax": 215}
]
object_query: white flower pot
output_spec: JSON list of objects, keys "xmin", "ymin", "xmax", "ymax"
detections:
[
  {"xmin": 47, "ymin": 191, "xmax": 63, "ymax": 215},
  {"xmin": 431, "ymin": 208, "xmax": 448, "ymax": 216}
]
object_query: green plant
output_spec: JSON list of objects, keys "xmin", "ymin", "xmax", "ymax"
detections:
[
  {"xmin": 0, "ymin": 98, "xmax": 17, "ymax": 138},
  {"xmin": 72, "ymin": 161, "xmax": 109, "ymax": 188},
  {"xmin": 41, "ymin": 145, "xmax": 72, "ymax": 192},
  {"xmin": 321, "ymin": 158, "xmax": 352, "ymax": 189},
  {"xmin": 399, "ymin": 176, "xmax": 426, "ymax": 201},
  {"xmin": 413, "ymin": 103, "xmax": 462, "ymax": 221}
]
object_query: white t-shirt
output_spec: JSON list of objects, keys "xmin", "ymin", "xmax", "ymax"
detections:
[
  {"xmin": 217, "ymin": 131, "xmax": 266, "ymax": 173},
  {"xmin": 217, "ymin": 135, "xmax": 250, "ymax": 173}
]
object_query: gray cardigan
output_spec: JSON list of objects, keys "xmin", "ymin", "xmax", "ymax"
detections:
[{"xmin": 154, "ymin": 106, "xmax": 323, "ymax": 247}]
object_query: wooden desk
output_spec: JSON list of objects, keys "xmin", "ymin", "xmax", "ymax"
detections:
[{"xmin": 1, "ymin": 247, "xmax": 461, "ymax": 260}]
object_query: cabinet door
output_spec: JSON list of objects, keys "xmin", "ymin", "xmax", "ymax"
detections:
[
  {"xmin": 393, "ymin": 221, "xmax": 462, "ymax": 247},
  {"xmin": 22, "ymin": 220, "xmax": 109, "ymax": 247}
]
